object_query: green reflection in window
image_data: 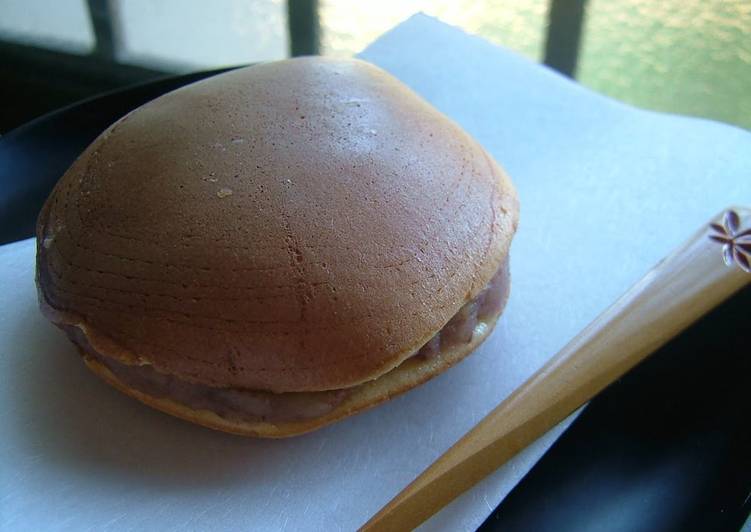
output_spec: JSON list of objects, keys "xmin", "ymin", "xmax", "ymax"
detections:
[{"xmin": 577, "ymin": 0, "xmax": 751, "ymax": 130}]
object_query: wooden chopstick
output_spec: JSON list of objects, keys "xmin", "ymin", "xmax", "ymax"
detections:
[{"xmin": 361, "ymin": 206, "xmax": 751, "ymax": 531}]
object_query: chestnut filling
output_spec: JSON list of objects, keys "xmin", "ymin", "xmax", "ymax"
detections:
[{"xmin": 68, "ymin": 262, "xmax": 509, "ymax": 424}]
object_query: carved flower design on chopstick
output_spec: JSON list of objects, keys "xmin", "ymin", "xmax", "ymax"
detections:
[{"xmin": 709, "ymin": 210, "xmax": 751, "ymax": 273}]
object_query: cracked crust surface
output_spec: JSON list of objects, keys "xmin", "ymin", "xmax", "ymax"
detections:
[{"xmin": 36, "ymin": 57, "xmax": 519, "ymax": 393}]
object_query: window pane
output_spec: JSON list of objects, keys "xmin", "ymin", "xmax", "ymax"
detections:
[
  {"xmin": 0, "ymin": 0, "xmax": 94, "ymax": 54},
  {"xmin": 116, "ymin": 0, "xmax": 288, "ymax": 70},
  {"xmin": 321, "ymin": 0, "xmax": 548, "ymax": 61},
  {"xmin": 578, "ymin": 0, "xmax": 751, "ymax": 130}
]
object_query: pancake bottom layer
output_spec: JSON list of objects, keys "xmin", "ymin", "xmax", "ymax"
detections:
[{"xmin": 75, "ymin": 259, "xmax": 510, "ymax": 437}]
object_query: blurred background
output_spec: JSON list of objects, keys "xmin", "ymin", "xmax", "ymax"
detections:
[{"xmin": 0, "ymin": 0, "xmax": 749, "ymax": 133}]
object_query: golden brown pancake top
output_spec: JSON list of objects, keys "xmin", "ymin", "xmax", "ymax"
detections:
[{"xmin": 36, "ymin": 57, "xmax": 518, "ymax": 392}]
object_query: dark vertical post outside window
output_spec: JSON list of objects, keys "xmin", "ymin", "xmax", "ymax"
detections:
[
  {"xmin": 287, "ymin": 0, "xmax": 320, "ymax": 56},
  {"xmin": 543, "ymin": 0, "xmax": 587, "ymax": 78},
  {"xmin": 87, "ymin": 0, "xmax": 121, "ymax": 61}
]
